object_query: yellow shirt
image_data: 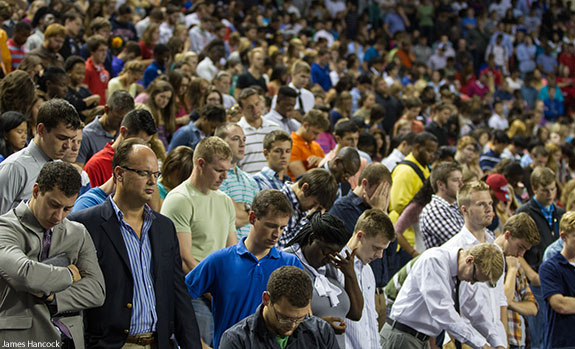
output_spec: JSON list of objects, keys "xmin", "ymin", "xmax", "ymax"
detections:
[
  {"xmin": 0, "ymin": 29, "xmax": 12, "ymax": 75},
  {"xmin": 389, "ymin": 153, "xmax": 430, "ymax": 247}
]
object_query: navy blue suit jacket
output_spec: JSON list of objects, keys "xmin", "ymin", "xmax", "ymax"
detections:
[{"xmin": 69, "ymin": 200, "xmax": 201, "ymax": 348}]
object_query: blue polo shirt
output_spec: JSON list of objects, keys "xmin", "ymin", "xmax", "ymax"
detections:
[
  {"xmin": 310, "ymin": 62, "xmax": 332, "ymax": 91},
  {"xmin": 539, "ymin": 251, "xmax": 575, "ymax": 349},
  {"xmin": 168, "ymin": 122, "xmax": 202, "ymax": 152},
  {"xmin": 185, "ymin": 237, "xmax": 303, "ymax": 349}
]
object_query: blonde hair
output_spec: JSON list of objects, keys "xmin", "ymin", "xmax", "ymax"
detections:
[
  {"xmin": 248, "ymin": 47, "xmax": 265, "ymax": 66},
  {"xmin": 457, "ymin": 181, "xmax": 490, "ymax": 208},
  {"xmin": 193, "ymin": 136, "xmax": 232, "ymax": 164},
  {"xmin": 456, "ymin": 135, "xmax": 478, "ymax": 152},
  {"xmin": 465, "ymin": 243, "xmax": 505, "ymax": 286},
  {"xmin": 175, "ymin": 51, "xmax": 198, "ymax": 64},
  {"xmin": 121, "ymin": 60, "xmax": 146, "ymax": 75},
  {"xmin": 560, "ymin": 211, "xmax": 575, "ymax": 237},
  {"xmin": 291, "ymin": 60, "xmax": 311, "ymax": 75},
  {"xmin": 508, "ymin": 119, "xmax": 527, "ymax": 138}
]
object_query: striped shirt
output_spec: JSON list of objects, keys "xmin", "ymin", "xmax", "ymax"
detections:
[
  {"xmin": 7, "ymin": 38, "xmax": 27, "ymax": 70},
  {"xmin": 278, "ymin": 182, "xmax": 307, "ymax": 248},
  {"xmin": 479, "ymin": 148, "xmax": 502, "ymax": 172},
  {"xmin": 219, "ymin": 166, "xmax": 259, "ymax": 239},
  {"xmin": 238, "ymin": 117, "xmax": 281, "ymax": 174},
  {"xmin": 109, "ymin": 196, "xmax": 158, "ymax": 335},
  {"xmin": 253, "ymin": 166, "xmax": 291, "ymax": 190}
]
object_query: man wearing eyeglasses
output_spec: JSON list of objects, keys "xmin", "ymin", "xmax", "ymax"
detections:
[
  {"xmin": 381, "ymin": 243, "xmax": 504, "ymax": 349},
  {"xmin": 84, "ymin": 109, "xmax": 157, "ymax": 187},
  {"xmin": 69, "ymin": 139, "xmax": 201, "ymax": 348},
  {"xmin": 440, "ymin": 181, "xmax": 508, "ymax": 349},
  {"xmin": 220, "ymin": 266, "xmax": 340, "ymax": 349}
]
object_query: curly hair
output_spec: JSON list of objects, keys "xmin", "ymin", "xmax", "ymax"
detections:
[
  {"xmin": 0, "ymin": 70, "xmax": 36, "ymax": 117},
  {"xmin": 37, "ymin": 161, "xmax": 82, "ymax": 197}
]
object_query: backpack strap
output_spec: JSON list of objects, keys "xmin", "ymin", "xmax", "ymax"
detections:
[{"xmin": 395, "ymin": 160, "xmax": 426, "ymax": 184}]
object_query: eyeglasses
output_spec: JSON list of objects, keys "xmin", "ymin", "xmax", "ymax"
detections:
[
  {"xmin": 271, "ymin": 304, "xmax": 310, "ymax": 325},
  {"xmin": 121, "ymin": 166, "xmax": 162, "ymax": 179}
]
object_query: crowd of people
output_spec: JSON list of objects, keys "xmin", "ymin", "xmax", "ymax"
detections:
[{"xmin": 0, "ymin": 0, "xmax": 574, "ymax": 348}]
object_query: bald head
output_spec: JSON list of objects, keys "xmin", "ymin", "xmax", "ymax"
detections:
[{"xmin": 330, "ymin": 147, "xmax": 361, "ymax": 183}]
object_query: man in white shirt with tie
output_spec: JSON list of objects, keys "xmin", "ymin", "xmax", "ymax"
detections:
[
  {"xmin": 441, "ymin": 181, "xmax": 508, "ymax": 348},
  {"xmin": 381, "ymin": 243, "xmax": 504, "ymax": 349},
  {"xmin": 271, "ymin": 61, "xmax": 314, "ymax": 117}
]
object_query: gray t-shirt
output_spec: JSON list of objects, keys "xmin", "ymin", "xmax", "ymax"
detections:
[{"xmin": 77, "ymin": 116, "xmax": 115, "ymax": 164}]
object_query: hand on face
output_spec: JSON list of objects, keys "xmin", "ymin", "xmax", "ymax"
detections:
[
  {"xmin": 327, "ymin": 249, "xmax": 356, "ymax": 277},
  {"xmin": 363, "ymin": 180, "xmax": 390, "ymax": 211}
]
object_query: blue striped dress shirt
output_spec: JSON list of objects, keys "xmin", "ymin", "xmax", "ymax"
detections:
[{"xmin": 109, "ymin": 197, "xmax": 157, "ymax": 335}]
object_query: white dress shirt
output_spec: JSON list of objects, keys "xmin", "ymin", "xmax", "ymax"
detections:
[
  {"xmin": 381, "ymin": 148, "xmax": 405, "ymax": 172},
  {"xmin": 263, "ymin": 109, "xmax": 301, "ymax": 134},
  {"xmin": 442, "ymin": 226, "xmax": 508, "ymax": 348},
  {"xmin": 270, "ymin": 83, "xmax": 315, "ymax": 114},
  {"xmin": 390, "ymin": 247, "xmax": 489, "ymax": 348},
  {"xmin": 196, "ymin": 57, "xmax": 219, "ymax": 81},
  {"xmin": 333, "ymin": 246, "xmax": 379, "ymax": 349}
]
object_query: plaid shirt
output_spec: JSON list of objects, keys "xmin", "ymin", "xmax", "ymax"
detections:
[
  {"xmin": 253, "ymin": 166, "xmax": 291, "ymax": 190},
  {"xmin": 420, "ymin": 195, "xmax": 465, "ymax": 249},
  {"xmin": 278, "ymin": 182, "xmax": 308, "ymax": 248},
  {"xmin": 534, "ymin": 198, "xmax": 555, "ymax": 229},
  {"xmin": 507, "ymin": 266, "xmax": 537, "ymax": 346}
]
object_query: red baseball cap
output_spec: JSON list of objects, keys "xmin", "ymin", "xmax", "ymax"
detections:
[{"xmin": 486, "ymin": 174, "xmax": 510, "ymax": 202}]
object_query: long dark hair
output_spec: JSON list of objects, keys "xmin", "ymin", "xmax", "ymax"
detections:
[
  {"xmin": 287, "ymin": 212, "xmax": 351, "ymax": 248},
  {"xmin": 0, "ymin": 111, "xmax": 28, "ymax": 158}
]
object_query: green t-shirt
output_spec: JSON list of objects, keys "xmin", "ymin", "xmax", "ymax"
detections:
[
  {"xmin": 275, "ymin": 335, "xmax": 289, "ymax": 349},
  {"xmin": 160, "ymin": 181, "xmax": 236, "ymax": 261}
]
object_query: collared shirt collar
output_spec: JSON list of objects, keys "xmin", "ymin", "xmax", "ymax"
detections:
[
  {"xmin": 108, "ymin": 195, "xmax": 156, "ymax": 223},
  {"xmin": 459, "ymin": 225, "xmax": 494, "ymax": 244},
  {"xmin": 236, "ymin": 236, "xmax": 280, "ymax": 259},
  {"xmin": 432, "ymin": 194, "xmax": 458, "ymax": 209},
  {"xmin": 533, "ymin": 197, "xmax": 554, "ymax": 213},
  {"xmin": 260, "ymin": 166, "xmax": 289, "ymax": 182}
]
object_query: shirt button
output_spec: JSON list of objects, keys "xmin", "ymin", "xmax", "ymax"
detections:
[{"xmin": 126, "ymin": 303, "xmax": 132, "ymax": 309}]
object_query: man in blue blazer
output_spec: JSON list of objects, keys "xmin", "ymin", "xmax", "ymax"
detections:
[{"xmin": 69, "ymin": 138, "xmax": 201, "ymax": 348}]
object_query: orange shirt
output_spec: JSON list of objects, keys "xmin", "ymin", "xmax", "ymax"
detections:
[
  {"xmin": 400, "ymin": 115, "xmax": 425, "ymax": 133},
  {"xmin": 288, "ymin": 131, "xmax": 325, "ymax": 180}
]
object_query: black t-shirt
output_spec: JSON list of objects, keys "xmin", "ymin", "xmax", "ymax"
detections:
[
  {"xmin": 424, "ymin": 120, "xmax": 449, "ymax": 146},
  {"xmin": 236, "ymin": 71, "xmax": 267, "ymax": 92}
]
